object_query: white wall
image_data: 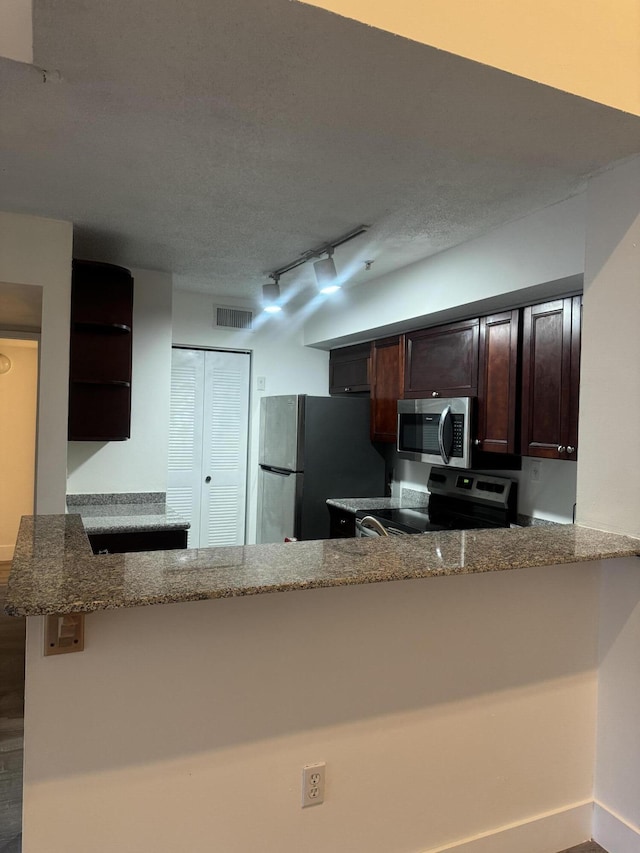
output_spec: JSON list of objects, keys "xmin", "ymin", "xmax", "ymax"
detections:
[
  {"xmin": 172, "ymin": 291, "xmax": 329, "ymax": 542},
  {"xmin": 23, "ymin": 563, "xmax": 598, "ymax": 853},
  {"xmin": 577, "ymin": 156, "xmax": 640, "ymax": 538},
  {"xmin": 304, "ymin": 193, "xmax": 586, "ymax": 347},
  {"xmin": 0, "ymin": 211, "xmax": 72, "ymax": 513},
  {"xmin": 578, "ymin": 158, "xmax": 640, "ymax": 851},
  {"xmin": 66, "ymin": 268, "xmax": 173, "ymax": 495},
  {"xmin": 594, "ymin": 558, "xmax": 640, "ymax": 853},
  {"xmin": 0, "ymin": 338, "xmax": 38, "ymax": 559}
]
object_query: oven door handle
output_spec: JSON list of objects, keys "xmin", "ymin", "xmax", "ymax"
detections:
[
  {"xmin": 357, "ymin": 516, "xmax": 390, "ymax": 537},
  {"xmin": 438, "ymin": 405, "xmax": 452, "ymax": 464}
]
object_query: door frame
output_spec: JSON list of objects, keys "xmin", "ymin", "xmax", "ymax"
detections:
[{"xmin": 0, "ymin": 330, "xmax": 40, "ymax": 560}]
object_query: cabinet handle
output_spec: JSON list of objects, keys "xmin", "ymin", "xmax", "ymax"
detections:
[
  {"xmin": 566, "ymin": 446, "xmax": 576, "ymax": 454},
  {"xmin": 431, "ymin": 391, "xmax": 439, "ymax": 398},
  {"xmin": 339, "ymin": 518, "xmax": 346, "ymax": 525},
  {"xmin": 344, "ymin": 386, "xmax": 351, "ymax": 392},
  {"xmin": 557, "ymin": 446, "xmax": 566, "ymax": 454},
  {"xmin": 474, "ymin": 439, "xmax": 481, "ymax": 447},
  {"xmin": 205, "ymin": 475, "xmax": 212, "ymax": 483}
]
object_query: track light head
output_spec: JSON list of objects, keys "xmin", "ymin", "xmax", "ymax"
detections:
[
  {"xmin": 314, "ymin": 253, "xmax": 340, "ymax": 294},
  {"xmin": 262, "ymin": 278, "xmax": 282, "ymax": 313}
]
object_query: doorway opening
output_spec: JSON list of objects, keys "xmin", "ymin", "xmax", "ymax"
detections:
[
  {"xmin": 0, "ymin": 335, "xmax": 39, "ymax": 561},
  {"xmin": 167, "ymin": 347, "xmax": 251, "ymax": 547}
]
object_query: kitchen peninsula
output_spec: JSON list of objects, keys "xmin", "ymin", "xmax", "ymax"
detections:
[
  {"xmin": 6, "ymin": 515, "xmax": 640, "ymax": 853},
  {"xmin": 5, "ymin": 514, "xmax": 640, "ymax": 616}
]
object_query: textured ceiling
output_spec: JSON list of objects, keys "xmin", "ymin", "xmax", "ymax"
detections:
[{"xmin": 1, "ymin": 0, "xmax": 640, "ymax": 304}]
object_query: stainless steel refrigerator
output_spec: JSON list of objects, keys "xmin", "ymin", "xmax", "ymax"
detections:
[{"xmin": 257, "ymin": 395, "xmax": 385, "ymax": 543}]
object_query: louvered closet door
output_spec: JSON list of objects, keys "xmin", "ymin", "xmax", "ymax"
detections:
[
  {"xmin": 167, "ymin": 348, "xmax": 205, "ymax": 547},
  {"xmin": 200, "ymin": 350, "xmax": 250, "ymax": 547},
  {"xmin": 167, "ymin": 348, "xmax": 250, "ymax": 548}
]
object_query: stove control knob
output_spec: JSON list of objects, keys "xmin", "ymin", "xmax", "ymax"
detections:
[
  {"xmin": 566, "ymin": 446, "xmax": 576, "ymax": 454},
  {"xmin": 557, "ymin": 445, "xmax": 566, "ymax": 453}
]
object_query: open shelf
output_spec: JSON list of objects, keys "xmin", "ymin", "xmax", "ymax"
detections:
[
  {"xmin": 68, "ymin": 260, "xmax": 134, "ymax": 441},
  {"xmin": 73, "ymin": 321, "xmax": 132, "ymax": 335},
  {"xmin": 71, "ymin": 379, "xmax": 131, "ymax": 387}
]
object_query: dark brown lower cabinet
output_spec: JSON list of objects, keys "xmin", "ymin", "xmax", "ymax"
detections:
[
  {"xmin": 521, "ymin": 296, "xmax": 581, "ymax": 459},
  {"xmin": 88, "ymin": 529, "xmax": 188, "ymax": 554},
  {"xmin": 477, "ymin": 310, "xmax": 519, "ymax": 454},
  {"xmin": 370, "ymin": 336, "xmax": 404, "ymax": 442},
  {"xmin": 328, "ymin": 506, "xmax": 356, "ymax": 538}
]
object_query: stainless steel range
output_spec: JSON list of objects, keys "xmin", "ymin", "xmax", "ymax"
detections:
[{"xmin": 355, "ymin": 467, "xmax": 517, "ymax": 537}]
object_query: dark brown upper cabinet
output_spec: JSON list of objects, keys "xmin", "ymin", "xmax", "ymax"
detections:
[
  {"xmin": 329, "ymin": 342, "xmax": 370, "ymax": 394},
  {"xmin": 370, "ymin": 336, "xmax": 404, "ymax": 443},
  {"xmin": 68, "ymin": 259, "xmax": 134, "ymax": 441},
  {"xmin": 477, "ymin": 310, "xmax": 520, "ymax": 455},
  {"xmin": 404, "ymin": 318, "xmax": 479, "ymax": 399},
  {"xmin": 521, "ymin": 296, "xmax": 581, "ymax": 460}
]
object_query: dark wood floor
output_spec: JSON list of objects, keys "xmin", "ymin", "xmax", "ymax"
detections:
[{"xmin": 0, "ymin": 561, "xmax": 24, "ymax": 853}]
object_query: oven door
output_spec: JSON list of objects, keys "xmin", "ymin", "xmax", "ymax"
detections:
[{"xmin": 397, "ymin": 398, "xmax": 473, "ymax": 469}]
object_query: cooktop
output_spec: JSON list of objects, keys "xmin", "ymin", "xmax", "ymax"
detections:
[{"xmin": 355, "ymin": 467, "xmax": 518, "ymax": 535}]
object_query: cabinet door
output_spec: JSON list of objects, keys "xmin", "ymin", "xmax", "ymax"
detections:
[
  {"xmin": 404, "ymin": 319, "xmax": 479, "ymax": 399},
  {"xmin": 370, "ymin": 336, "xmax": 404, "ymax": 442},
  {"xmin": 329, "ymin": 343, "xmax": 370, "ymax": 394},
  {"xmin": 521, "ymin": 297, "xmax": 580, "ymax": 459},
  {"xmin": 477, "ymin": 310, "xmax": 519, "ymax": 454},
  {"xmin": 328, "ymin": 506, "xmax": 356, "ymax": 538},
  {"xmin": 564, "ymin": 295, "xmax": 581, "ymax": 460}
]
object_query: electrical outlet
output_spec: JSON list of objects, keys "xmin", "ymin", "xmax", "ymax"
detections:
[
  {"xmin": 302, "ymin": 762, "xmax": 325, "ymax": 807},
  {"xmin": 530, "ymin": 460, "xmax": 540, "ymax": 482}
]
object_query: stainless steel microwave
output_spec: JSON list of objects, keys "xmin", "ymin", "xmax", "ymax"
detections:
[{"xmin": 397, "ymin": 397, "xmax": 473, "ymax": 469}]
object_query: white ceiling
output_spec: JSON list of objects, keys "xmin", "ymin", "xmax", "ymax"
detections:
[{"xmin": 1, "ymin": 0, "xmax": 640, "ymax": 304}]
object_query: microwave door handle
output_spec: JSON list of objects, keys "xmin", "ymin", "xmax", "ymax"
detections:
[{"xmin": 438, "ymin": 405, "xmax": 451, "ymax": 464}]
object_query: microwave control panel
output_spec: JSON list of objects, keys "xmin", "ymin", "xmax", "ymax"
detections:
[{"xmin": 450, "ymin": 414, "xmax": 464, "ymax": 457}]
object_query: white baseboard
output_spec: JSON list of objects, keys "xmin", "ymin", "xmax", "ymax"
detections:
[
  {"xmin": 0, "ymin": 545, "xmax": 14, "ymax": 561},
  {"xmin": 421, "ymin": 801, "xmax": 592, "ymax": 853},
  {"xmin": 594, "ymin": 801, "xmax": 640, "ymax": 853}
]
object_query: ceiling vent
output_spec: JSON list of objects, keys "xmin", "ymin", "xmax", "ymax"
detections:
[{"xmin": 213, "ymin": 305, "xmax": 253, "ymax": 330}]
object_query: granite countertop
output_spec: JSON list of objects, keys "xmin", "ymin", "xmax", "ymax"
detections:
[
  {"xmin": 66, "ymin": 492, "xmax": 190, "ymax": 534},
  {"xmin": 5, "ymin": 514, "xmax": 640, "ymax": 617},
  {"xmin": 327, "ymin": 488, "xmax": 430, "ymax": 514}
]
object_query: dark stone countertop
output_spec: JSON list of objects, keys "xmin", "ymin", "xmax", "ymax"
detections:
[
  {"xmin": 66, "ymin": 493, "xmax": 189, "ymax": 534},
  {"xmin": 326, "ymin": 488, "xmax": 429, "ymax": 514},
  {"xmin": 5, "ymin": 514, "xmax": 640, "ymax": 617}
]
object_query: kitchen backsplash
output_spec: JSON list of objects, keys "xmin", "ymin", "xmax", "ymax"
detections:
[{"xmin": 390, "ymin": 453, "xmax": 577, "ymax": 523}]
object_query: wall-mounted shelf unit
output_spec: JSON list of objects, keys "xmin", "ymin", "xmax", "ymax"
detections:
[{"xmin": 68, "ymin": 259, "xmax": 134, "ymax": 441}]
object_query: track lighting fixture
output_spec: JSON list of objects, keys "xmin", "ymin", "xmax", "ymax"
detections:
[
  {"xmin": 262, "ymin": 276, "xmax": 282, "ymax": 313},
  {"xmin": 265, "ymin": 225, "xmax": 369, "ymax": 304}
]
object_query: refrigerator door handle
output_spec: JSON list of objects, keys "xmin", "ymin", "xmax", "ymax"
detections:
[{"xmin": 260, "ymin": 465, "xmax": 292, "ymax": 476}]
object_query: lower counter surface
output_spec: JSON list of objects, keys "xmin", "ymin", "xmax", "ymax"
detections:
[{"xmin": 4, "ymin": 514, "xmax": 640, "ymax": 617}]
